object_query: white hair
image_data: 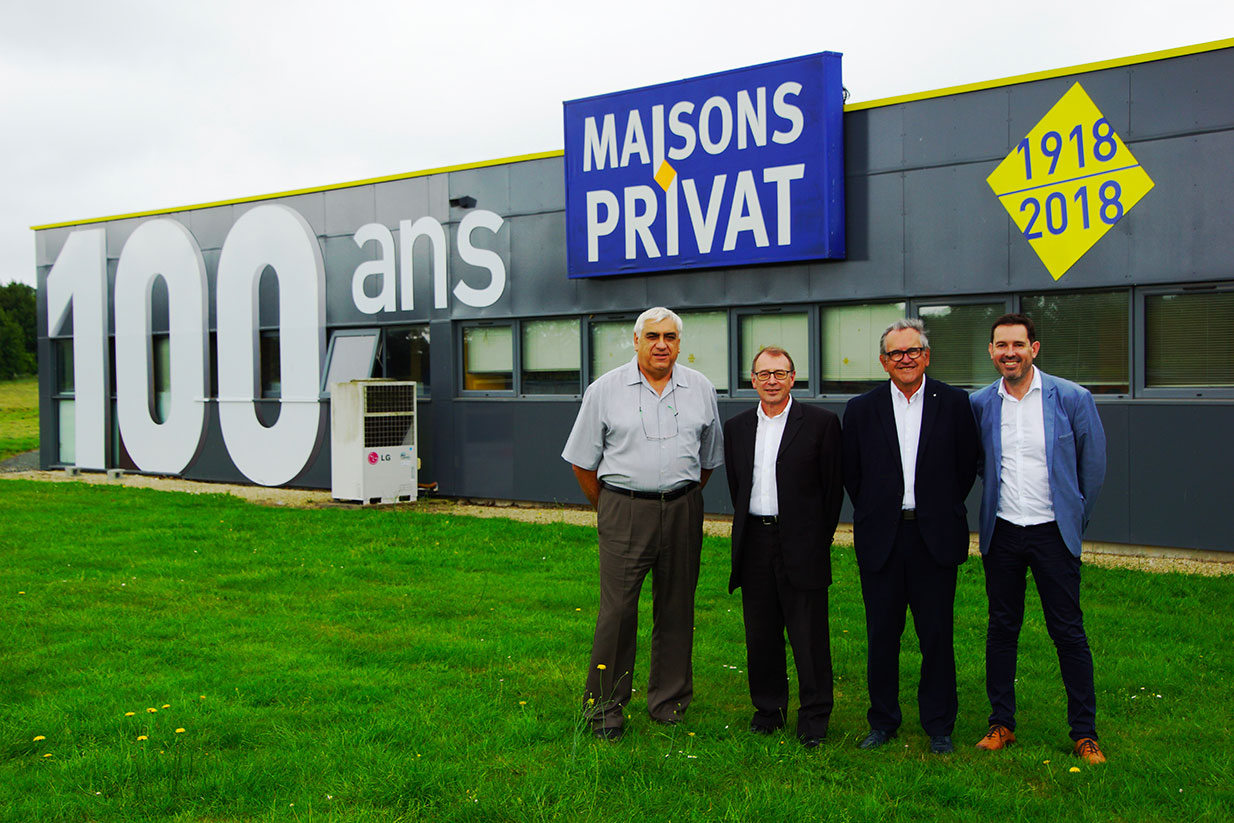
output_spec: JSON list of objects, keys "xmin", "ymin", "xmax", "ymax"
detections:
[
  {"xmin": 634, "ymin": 307, "xmax": 683, "ymax": 337},
  {"xmin": 879, "ymin": 318, "xmax": 930, "ymax": 354}
]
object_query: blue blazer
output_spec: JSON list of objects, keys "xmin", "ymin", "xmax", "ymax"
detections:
[{"xmin": 970, "ymin": 369, "xmax": 1107, "ymax": 557}]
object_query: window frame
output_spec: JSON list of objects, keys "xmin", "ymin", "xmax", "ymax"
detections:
[
  {"xmin": 1135, "ymin": 282, "xmax": 1234, "ymax": 400},
  {"xmin": 732, "ymin": 305, "xmax": 816, "ymax": 398}
]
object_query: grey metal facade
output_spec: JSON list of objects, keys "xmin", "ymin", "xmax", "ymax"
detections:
[{"xmin": 35, "ymin": 44, "xmax": 1234, "ymax": 552}]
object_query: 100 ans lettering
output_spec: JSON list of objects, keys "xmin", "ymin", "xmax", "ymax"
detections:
[{"xmin": 45, "ymin": 205, "xmax": 507, "ymax": 484}]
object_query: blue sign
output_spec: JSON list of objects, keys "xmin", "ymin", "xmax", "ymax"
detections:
[{"xmin": 563, "ymin": 52, "xmax": 845, "ymax": 279}]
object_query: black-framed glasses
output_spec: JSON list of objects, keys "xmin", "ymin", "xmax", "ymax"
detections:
[
  {"xmin": 883, "ymin": 347, "xmax": 925, "ymax": 361},
  {"xmin": 752, "ymin": 369, "xmax": 793, "ymax": 382}
]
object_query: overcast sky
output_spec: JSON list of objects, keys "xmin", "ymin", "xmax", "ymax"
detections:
[{"xmin": 3, "ymin": 0, "xmax": 1230, "ymax": 288}]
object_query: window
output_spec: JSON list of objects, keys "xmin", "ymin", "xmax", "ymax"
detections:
[
  {"xmin": 917, "ymin": 302, "xmax": 1005, "ymax": 389},
  {"xmin": 260, "ymin": 331, "xmax": 281, "ymax": 398},
  {"xmin": 51, "ymin": 339, "xmax": 74, "ymax": 463},
  {"xmin": 590, "ymin": 319, "xmax": 633, "ymax": 382},
  {"xmin": 522, "ymin": 318, "xmax": 580, "ymax": 395},
  {"xmin": 463, "ymin": 325, "xmax": 514, "ymax": 391},
  {"xmin": 385, "ymin": 325, "xmax": 430, "ymax": 388},
  {"xmin": 322, "ymin": 330, "xmax": 380, "ymax": 396},
  {"xmin": 679, "ymin": 311, "xmax": 729, "ymax": 392},
  {"xmin": 1145, "ymin": 289, "xmax": 1234, "ymax": 389},
  {"xmin": 740, "ymin": 312, "xmax": 810, "ymax": 391},
  {"xmin": 1021, "ymin": 291, "xmax": 1128, "ymax": 394},
  {"xmin": 153, "ymin": 334, "xmax": 171, "ymax": 423},
  {"xmin": 819, "ymin": 302, "xmax": 905, "ymax": 394}
]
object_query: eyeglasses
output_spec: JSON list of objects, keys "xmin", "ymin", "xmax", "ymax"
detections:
[
  {"xmin": 752, "ymin": 369, "xmax": 793, "ymax": 382},
  {"xmin": 883, "ymin": 347, "xmax": 925, "ymax": 362},
  {"xmin": 639, "ymin": 396, "xmax": 679, "ymax": 441}
]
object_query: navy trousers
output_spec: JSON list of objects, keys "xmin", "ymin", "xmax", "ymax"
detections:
[{"xmin": 983, "ymin": 518, "xmax": 1098, "ymax": 741}]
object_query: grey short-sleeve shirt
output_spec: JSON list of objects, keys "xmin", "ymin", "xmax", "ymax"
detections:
[{"xmin": 561, "ymin": 358, "xmax": 724, "ymax": 492}]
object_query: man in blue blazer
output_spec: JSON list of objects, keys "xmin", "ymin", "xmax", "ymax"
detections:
[
  {"xmin": 970, "ymin": 313, "xmax": 1108, "ymax": 765},
  {"xmin": 843, "ymin": 319, "xmax": 979, "ymax": 755}
]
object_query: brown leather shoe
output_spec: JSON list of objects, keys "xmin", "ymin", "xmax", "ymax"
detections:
[
  {"xmin": 975, "ymin": 724, "xmax": 1016, "ymax": 751},
  {"xmin": 1074, "ymin": 737, "xmax": 1106, "ymax": 764}
]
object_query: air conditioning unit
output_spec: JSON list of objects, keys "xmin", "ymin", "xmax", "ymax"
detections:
[{"xmin": 330, "ymin": 380, "xmax": 418, "ymax": 504}]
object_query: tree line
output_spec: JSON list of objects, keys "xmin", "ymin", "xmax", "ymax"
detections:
[{"xmin": 1, "ymin": 282, "xmax": 37, "ymax": 379}]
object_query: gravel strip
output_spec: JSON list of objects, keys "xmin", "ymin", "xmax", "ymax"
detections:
[{"xmin": 3, "ymin": 468, "xmax": 1229, "ymax": 576}]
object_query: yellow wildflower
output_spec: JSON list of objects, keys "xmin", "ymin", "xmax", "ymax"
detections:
[
  {"xmin": 147, "ymin": 708, "xmax": 158, "ymax": 714},
  {"xmin": 518, "ymin": 701, "xmax": 527, "ymax": 706},
  {"xmin": 43, "ymin": 753, "xmax": 52, "ymax": 758},
  {"xmin": 162, "ymin": 704, "xmax": 171, "ymax": 709},
  {"xmin": 175, "ymin": 728, "xmax": 186, "ymax": 734},
  {"xmin": 32, "ymin": 735, "xmax": 45, "ymax": 742},
  {"xmin": 137, "ymin": 736, "xmax": 148, "ymax": 741},
  {"xmin": 125, "ymin": 712, "xmax": 135, "ymax": 717},
  {"xmin": 1069, "ymin": 766, "xmax": 1081, "ymax": 773},
  {"xmin": 596, "ymin": 664, "xmax": 607, "ymax": 671}
]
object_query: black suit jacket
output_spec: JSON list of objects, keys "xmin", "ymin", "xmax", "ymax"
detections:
[
  {"xmin": 842, "ymin": 378, "xmax": 979, "ymax": 573},
  {"xmin": 724, "ymin": 401, "xmax": 844, "ymax": 594}
]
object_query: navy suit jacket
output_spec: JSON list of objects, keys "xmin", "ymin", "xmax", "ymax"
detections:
[
  {"xmin": 842, "ymin": 378, "xmax": 979, "ymax": 573},
  {"xmin": 970, "ymin": 369, "xmax": 1106, "ymax": 557},
  {"xmin": 724, "ymin": 401, "xmax": 843, "ymax": 593}
]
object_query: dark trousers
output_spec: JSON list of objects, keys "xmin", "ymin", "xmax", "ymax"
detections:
[
  {"xmin": 740, "ymin": 520, "xmax": 833, "ymax": 739},
  {"xmin": 859, "ymin": 517, "xmax": 958, "ymax": 736},
  {"xmin": 983, "ymin": 518, "xmax": 1097, "ymax": 741},
  {"xmin": 584, "ymin": 486, "xmax": 703, "ymax": 729}
]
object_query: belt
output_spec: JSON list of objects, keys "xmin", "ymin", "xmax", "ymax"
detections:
[
  {"xmin": 749, "ymin": 515, "xmax": 779, "ymax": 527},
  {"xmin": 996, "ymin": 517, "xmax": 1056, "ymax": 532},
  {"xmin": 600, "ymin": 480, "xmax": 698, "ymax": 502},
  {"xmin": 901, "ymin": 509, "xmax": 917, "ymax": 521}
]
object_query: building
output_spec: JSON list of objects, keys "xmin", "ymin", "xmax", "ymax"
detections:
[{"xmin": 35, "ymin": 39, "xmax": 1234, "ymax": 553}]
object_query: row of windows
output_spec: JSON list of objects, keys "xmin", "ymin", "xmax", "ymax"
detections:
[
  {"xmin": 48, "ymin": 284, "xmax": 1234, "ymax": 464},
  {"xmin": 459, "ymin": 286, "xmax": 1234, "ymax": 398}
]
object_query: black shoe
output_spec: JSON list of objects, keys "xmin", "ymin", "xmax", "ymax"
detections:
[
  {"xmin": 801, "ymin": 735, "xmax": 826, "ymax": 749},
  {"xmin": 749, "ymin": 722, "xmax": 781, "ymax": 736},
  {"xmin": 929, "ymin": 735, "xmax": 954, "ymax": 754},
  {"xmin": 651, "ymin": 716, "xmax": 680, "ymax": 727},
  {"xmin": 858, "ymin": 729, "xmax": 897, "ymax": 749},
  {"xmin": 593, "ymin": 727, "xmax": 624, "ymax": 742}
]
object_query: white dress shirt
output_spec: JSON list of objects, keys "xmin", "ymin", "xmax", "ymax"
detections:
[
  {"xmin": 996, "ymin": 367, "xmax": 1054, "ymax": 525},
  {"xmin": 890, "ymin": 376, "xmax": 926, "ymax": 510},
  {"xmin": 749, "ymin": 397, "xmax": 792, "ymax": 516}
]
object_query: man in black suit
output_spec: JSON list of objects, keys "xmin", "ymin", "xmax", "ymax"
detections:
[
  {"xmin": 724, "ymin": 346, "xmax": 843, "ymax": 747},
  {"xmin": 842, "ymin": 319, "xmax": 978, "ymax": 755}
]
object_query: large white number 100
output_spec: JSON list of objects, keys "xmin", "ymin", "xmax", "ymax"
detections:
[{"xmin": 45, "ymin": 204, "xmax": 325, "ymax": 487}]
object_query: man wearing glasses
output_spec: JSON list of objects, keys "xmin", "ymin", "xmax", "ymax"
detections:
[
  {"xmin": 562, "ymin": 307, "xmax": 723, "ymax": 741},
  {"xmin": 970, "ymin": 314, "xmax": 1107, "ymax": 764},
  {"xmin": 723, "ymin": 347, "xmax": 843, "ymax": 747},
  {"xmin": 842, "ymin": 319, "xmax": 979, "ymax": 755}
]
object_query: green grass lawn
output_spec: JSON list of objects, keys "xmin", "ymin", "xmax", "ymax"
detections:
[
  {"xmin": 1, "ymin": 479, "xmax": 1231, "ymax": 822},
  {"xmin": 0, "ymin": 377, "xmax": 38, "ymax": 461}
]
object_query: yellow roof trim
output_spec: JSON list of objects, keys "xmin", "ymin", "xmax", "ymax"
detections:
[
  {"xmin": 843, "ymin": 36, "xmax": 1234, "ymax": 111},
  {"xmin": 30, "ymin": 149, "xmax": 565, "ymax": 231},
  {"xmin": 32, "ymin": 38, "xmax": 1233, "ymax": 231}
]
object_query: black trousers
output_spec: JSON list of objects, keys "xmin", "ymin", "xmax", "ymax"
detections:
[
  {"xmin": 739, "ymin": 520, "xmax": 833, "ymax": 739},
  {"xmin": 983, "ymin": 518, "xmax": 1097, "ymax": 741},
  {"xmin": 858, "ymin": 517, "xmax": 958, "ymax": 737}
]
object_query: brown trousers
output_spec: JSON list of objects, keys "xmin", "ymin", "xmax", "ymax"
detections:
[{"xmin": 584, "ymin": 486, "xmax": 703, "ymax": 730}]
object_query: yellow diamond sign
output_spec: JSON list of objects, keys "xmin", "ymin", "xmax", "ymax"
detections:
[{"xmin": 987, "ymin": 82, "xmax": 1154, "ymax": 280}]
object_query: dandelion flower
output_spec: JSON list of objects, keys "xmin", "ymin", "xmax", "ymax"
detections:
[
  {"xmin": 162, "ymin": 704, "xmax": 171, "ymax": 709},
  {"xmin": 137, "ymin": 736, "xmax": 148, "ymax": 741},
  {"xmin": 587, "ymin": 698, "xmax": 595, "ymax": 706},
  {"xmin": 147, "ymin": 708, "xmax": 158, "ymax": 714},
  {"xmin": 32, "ymin": 735, "xmax": 45, "ymax": 742},
  {"xmin": 175, "ymin": 728, "xmax": 185, "ymax": 734},
  {"xmin": 43, "ymin": 753, "xmax": 52, "ymax": 758},
  {"xmin": 1069, "ymin": 766, "xmax": 1081, "ymax": 773},
  {"xmin": 596, "ymin": 664, "xmax": 607, "ymax": 671},
  {"xmin": 688, "ymin": 732, "xmax": 695, "ymax": 737},
  {"xmin": 518, "ymin": 701, "xmax": 527, "ymax": 706},
  {"xmin": 125, "ymin": 712, "xmax": 135, "ymax": 717},
  {"xmin": 1043, "ymin": 760, "xmax": 1051, "ymax": 764},
  {"xmin": 200, "ymin": 695, "xmax": 206, "ymax": 700}
]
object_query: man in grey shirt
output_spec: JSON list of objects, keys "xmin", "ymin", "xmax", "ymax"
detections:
[{"xmin": 562, "ymin": 307, "xmax": 724, "ymax": 741}]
